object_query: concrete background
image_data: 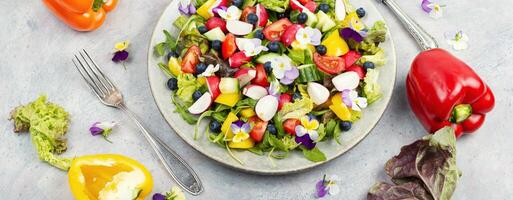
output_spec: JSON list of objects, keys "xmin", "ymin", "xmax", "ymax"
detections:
[{"xmin": 1, "ymin": 0, "xmax": 512, "ymax": 199}]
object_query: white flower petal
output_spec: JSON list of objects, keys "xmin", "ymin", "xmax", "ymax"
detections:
[
  {"xmin": 225, "ymin": 6, "xmax": 242, "ymax": 20},
  {"xmin": 355, "ymin": 97, "xmax": 367, "ymax": 109},
  {"xmin": 97, "ymin": 121, "xmax": 116, "ymax": 129},
  {"xmin": 328, "ymin": 185, "xmax": 340, "ymax": 195},
  {"xmin": 348, "ymin": 90, "xmax": 358, "ymax": 100},
  {"xmin": 329, "ymin": 174, "xmax": 341, "ymax": 182},
  {"xmin": 308, "ymin": 130, "xmax": 318, "ymax": 141}
]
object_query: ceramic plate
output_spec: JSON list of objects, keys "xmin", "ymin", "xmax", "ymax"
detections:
[{"xmin": 147, "ymin": 0, "xmax": 396, "ymax": 174}]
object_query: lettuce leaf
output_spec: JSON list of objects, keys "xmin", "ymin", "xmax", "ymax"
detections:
[
  {"xmin": 363, "ymin": 69, "xmax": 382, "ymax": 104},
  {"xmin": 277, "ymin": 97, "xmax": 314, "ymax": 120},
  {"xmin": 176, "ymin": 73, "xmax": 202, "ymax": 104},
  {"xmin": 258, "ymin": 0, "xmax": 289, "ymax": 12}
]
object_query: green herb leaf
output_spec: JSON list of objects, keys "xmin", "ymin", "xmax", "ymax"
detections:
[
  {"xmin": 268, "ymin": 134, "xmax": 288, "ymax": 151},
  {"xmin": 155, "ymin": 42, "xmax": 167, "ymax": 57},
  {"xmin": 333, "ymin": 121, "xmax": 342, "ymax": 145},
  {"xmin": 301, "ymin": 147, "xmax": 327, "ymax": 162},
  {"xmin": 157, "ymin": 62, "xmax": 172, "ymax": 77},
  {"xmin": 171, "ymin": 94, "xmax": 198, "ymax": 124}
]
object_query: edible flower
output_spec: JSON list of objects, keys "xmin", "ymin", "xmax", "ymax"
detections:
[
  {"xmin": 270, "ymin": 57, "xmax": 299, "ymax": 85},
  {"xmin": 217, "ymin": 6, "xmax": 241, "ymax": 21},
  {"xmin": 340, "ymin": 23, "xmax": 367, "ymax": 43},
  {"xmin": 295, "ymin": 115, "xmax": 319, "ymax": 149},
  {"xmin": 152, "ymin": 186, "xmax": 186, "ymax": 200},
  {"xmin": 445, "ymin": 31, "xmax": 469, "ymax": 51},
  {"xmin": 268, "ymin": 78, "xmax": 281, "ymax": 97},
  {"xmin": 90, "ymin": 121, "xmax": 116, "ymax": 142},
  {"xmin": 112, "ymin": 41, "xmax": 130, "ymax": 69},
  {"xmin": 421, "ymin": 0, "xmax": 445, "ymax": 19},
  {"xmin": 199, "ymin": 64, "xmax": 220, "ymax": 77},
  {"xmin": 178, "ymin": 0, "xmax": 196, "ymax": 16},
  {"xmin": 315, "ymin": 174, "xmax": 341, "ymax": 198},
  {"xmin": 236, "ymin": 38, "xmax": 268, "ymax": 57},
  {"xmin": 212, "ymin": 6, "xmax": 227, "ymax": 15},
  {"xmin": 341, "ymin": 90, "xmax": 368, "ymax": 111},
  {"xmin": 231, "ymin": 120, "xmax": 251, "ymax": 143},
  {"xmin": 295, "ymin": 27, "xmax": 322, "ymax": 46}
]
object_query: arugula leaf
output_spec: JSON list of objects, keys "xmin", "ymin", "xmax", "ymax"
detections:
[
  {"xmin": 163, "ymin": 30, "xmax": 178, "ymax": 51},
  {"xmin": 171, "ymin": 94, "xmax": 198, "ymax": 124},
  {"xmin": 301, "ymin": 147, "xmax": 327, "ymax": 162},
  {"xmin": 324, "ymin": 119, "xmax": 337, "ymax": 139},
  {"xmin": 333, "ymin": 121, "xmax": 342, "ymax": 145},
  {"xmin": 272, "ymin": 115, "xmax": 286, "ymax": 137},
  {"xmin": 315, "ymin": 124, "xmax": 326, "ymax": 142},
  {"xmin": 268, "ymin": 134, "xmax": 288, "ymax": 151},
  {"xmin": 248, "ymin": 147, "xmax": 264, "ymax": 155},
  {"xmin": 157, "ymin": 62, "xmax": 172, "ymax": 77}
]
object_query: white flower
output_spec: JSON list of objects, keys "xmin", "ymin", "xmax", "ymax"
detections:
[
  {"xmin": 217, "ymin": 6, "xmax": 241, "ymax": 21},
  {"xmin": 199, "ymin": 64, "xmax": 220, "ymax": 77},
  {"xmin": 347, "ymin": 90, "xmax": 367, "ymax": 111},
  {"xmin": 445, "ymin": 31, "xmax": 469, "ymax": 51},
  {"xmin": 295, "ymin": 27, "xmax": 322, "ymax": 46},
  {"xmin": 325, "ymin": 175, "xmax": 341, "ymax": 195},
  {"xmin": 168, "ymin": 186, "xmax": 185, "ymax": 200},
  {"xmin": 427, "ymin": 3, "xmax": 444, "ymax": 19},
  {"xmin": 271, "ymin": 57, "xmax": 293, "ymax": 79},
  {"xmin": 235, "ymin": 38, "xmax": 268, "ymax": 57}
]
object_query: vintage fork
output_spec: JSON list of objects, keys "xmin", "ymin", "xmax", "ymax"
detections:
[{"xmin": 72, "ymin": 49, "xmax": 203, "ymax": 195}]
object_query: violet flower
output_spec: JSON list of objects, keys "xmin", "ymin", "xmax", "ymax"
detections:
[
  {"xmin": 90, "ymin": 121, "xmax": 116, "ymax": 142},
  {"xmin": 315, "ymin": 175, "xmax": 341, "ymax": 198},
  {"xmin": 267, "ymin": 78, "xmax": 281, "ymax": 97},
  {"xmin": 421, "ymin": 0, "xmax": 445, "ymax": 19},
  {"xmin": 179, "ymin": 0, "xmax": 196, "ymax": 16},
  {"xmin": 112, "ymin": 41, "xmax": 130, "ymax": 69},
  {"xmin": 212, "ymin": 6, "xmax": 227, "ymax": 15},
  {"xmin": 231, "ymin": 120, "xmax": 251, "ymax": 143},
  {"xmin": 295, "ymin": 134, "xmax": 316, "ymax": 150},
  {"xmin": 152, "ymin": 193, "xmax": 166, "ymax": 200},
  {"xmin": 280, "ymin": 67, "xmax": 299, "ymax": 85}
]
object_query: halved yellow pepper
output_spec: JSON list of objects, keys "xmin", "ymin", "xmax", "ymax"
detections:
[
  {"xmin": 215, "ymin": 93, "xmax": 241, "ymax": 107},
  {"xmin": 228, "ymin": 138, "xmax": 255, "ymax": 149},
  {"xmin": 167, "ymin": 57, "xmax": 182, "ymax": 77},
  {"xmin": 68, "ymin": 154, "xmax": 153, "ymax": 200},
  {"xmin": 329, "ymin": 94, "xmax": 352, "ymax": 121},
  {"xmin": 196, "ymin": 0, "xmax": 218, "ymax": 19},
  {"xmin": 221, "ymin": 112, "xmax": 238, "ymax": 139},
  {"xmin": 321, "ymin": 30, "xmax": 349, "ymax": 57},
  {"xmin": 341, "ymin": 12, "xmax": 364, "ymax": 31},
  {"xmin": 240, "ymin": 108, "xmax": 256, "ymax": 118}
]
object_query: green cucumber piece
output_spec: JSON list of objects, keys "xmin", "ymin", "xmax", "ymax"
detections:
[
  {"xmin": 203, "ymin": 27, "xmax": 226, "ymax": 41},
  {"xmin": 219, "ymin": 78, "xmax": 240, "ymax": 94},
  {"xmin": 316, "ymin": 11, "xmax": 336, "ymax": 32},
  {"xmin": 297, "ymin": 64, "xmax": 322, "ymax": 83}
]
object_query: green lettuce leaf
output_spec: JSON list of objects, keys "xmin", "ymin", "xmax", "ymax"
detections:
[
  {"xmin": 301, "ymin": 146, "xmax": 327, "ymax": 162},
  {"xmin": 363, "ymin": 69, "xmax": 382, "ymax": 104},
  {"xmin": 277, "ymin": 97, "xmax": 314, "ymax": 119},
  {"xmin": 10, "ymin": 95, "xmax": 71, "ymax": 170},
  {"xmin": 258, "ymin": 0, "xmax": 289, "ymax": 12},
  {"xmin": 366, "ymin": 21, "xmax": 387, "ymax": 43},
  {"xmin": 176, "ymin": 73, "xmax": 202, "ymax": 104}
]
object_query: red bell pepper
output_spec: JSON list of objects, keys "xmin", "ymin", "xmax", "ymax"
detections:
[{"xmin": 406, "ymin": 48, "xmax": 495, "ymax": 137}]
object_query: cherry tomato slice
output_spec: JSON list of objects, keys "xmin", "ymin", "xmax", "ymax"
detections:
[
  {"xmin": 283, "ymin": 119, "xmax": 301, "ymax": 135},
  {"xmin": 278, "ymin": 93, "xmax": 292, "ymax": 110},
  {"xmin": 342, "ymin": 50, "xmax": 361, "ymax": 67},
  {"xmin": 313, "ymin": 52, "xmax": 345, "ymax": 75},
  {"xmin": 248, "ymin": 116, "xmax": 268, "ymax": 142},
  {"xmin": 222, "ymin": 33, "xmax": 237, "ymax": 59},
  {"xmin": 252, "ymin": 64, "xmax": 270, "ymax": 87},
  {"xmin": 181, "ymin": 45, "xmax": 201, "ymax": 74},
  {"xmin": 263, "ymin": 18, "xmax": 293, "ymax": 41}
]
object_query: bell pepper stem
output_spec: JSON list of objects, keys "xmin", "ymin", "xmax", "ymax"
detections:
[{"xmin": 451, "ymin": 104, "xmax": 472, "ymax": 123}]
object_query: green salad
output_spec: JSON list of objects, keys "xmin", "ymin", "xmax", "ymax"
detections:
[{"xmin": 155, "ymin": 0, "xmax": 387, "ymax": 163}]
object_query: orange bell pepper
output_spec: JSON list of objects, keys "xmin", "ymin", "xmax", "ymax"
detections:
[{"xmin": 42, "ymin": 0, "xmax": 118, "ymax": 31}]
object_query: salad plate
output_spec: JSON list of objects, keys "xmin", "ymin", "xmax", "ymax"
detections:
[{"xmin": 147, "ymin": 0, "xmax": 396, "ymax": 174}]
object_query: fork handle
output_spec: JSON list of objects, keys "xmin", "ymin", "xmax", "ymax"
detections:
[
  {"xmin": 118, "ymin": 104, "xmax": 203, "ymax": 195},
  {"xmin": 379, "ymin": 0, "xmax": 438, "ymax": 50}
]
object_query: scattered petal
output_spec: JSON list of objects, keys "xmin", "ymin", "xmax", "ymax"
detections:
[
  {"xmin": 445, "ymin": 31, "xmax": 469, "ymax": 51},
  {"xmin": 421, "ymin": 0, "xmax": 433, "ymax": 13}
]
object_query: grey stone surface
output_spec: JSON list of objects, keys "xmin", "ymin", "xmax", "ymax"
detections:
[{"xmin": 0, "ymin": 0, "xmax": 512, "ymax": 199}]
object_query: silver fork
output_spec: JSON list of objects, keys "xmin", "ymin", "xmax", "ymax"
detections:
[{"xmin": 72, "ymin": 49, "xmax": 203, "ymax": 195}]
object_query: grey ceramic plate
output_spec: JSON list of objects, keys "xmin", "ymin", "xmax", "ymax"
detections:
[{"xmin": 147, "ymin": 0, "xmax": 396, "ymax": 175}]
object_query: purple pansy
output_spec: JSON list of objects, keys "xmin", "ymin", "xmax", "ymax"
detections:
[
  {"xmin": 152, "ymin": 193, "xmax": 166, "ymax": 200},
  {"xmin": 280, "ymin": 67, "xmax": 299, "ymax": 85},
  {"xmin": 341, "ymin": 90, "xmax": 353, "ymax": 107},
  {"xmin": 340, "ymin": 28, "xmax": 364, "ymax": 43},
  {"xmin": 212, "ymin": 6, "xmax": 227, "ymax": 15},
  {"xmin": 179, "ymin": 0, "xmax": 196, "ymax": 16},
  {"xmin": 89, "ymin": 121, "xmax": 116, "ymax": 141},
  {"xmin": 231, "ymin": 120, "xmax": 251, "ymax": 143},
  {"xmin": 112, "ymin": 50, "xmax": 129, "ymax": 62},
  {"xmin": 314, "ymin": 174, "xmax": 341, "ymax": 198},
  {"xmin": 315, "ymin": 179, "xmax": 329, "ymax": 198},
  {"xmin": 295, "ymin": 134, "xmax": 316, "ymax": 149}
]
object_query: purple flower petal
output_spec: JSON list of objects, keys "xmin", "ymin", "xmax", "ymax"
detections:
[
  {"xmin": 212, "ymin": 6, "xmax": 227, "ymax": 15},
  {"xmin": 188, "ymin": 3, "xmax": 196, "ymax": 14},
  {"xmin": 295, "ymin": 134, "xmax": 316, "ymax": 149},
  {"xmin": 112, "ymin": 50, "xmax": 129, "ymax": 62},
  {"xmin": 341, "ymin": 90, "xmax": 352, "ymax": 108},
  {"xmin": 421, "ymin": 0, "xmax": 433, "ymax": 13},
  {"xmin": 152, "ymin": 193, "xmax": 166, "ymax": 200},
  {"xmin": 285, "ymin": 67, "xmax": 299, "ymax": 79},
  {"xmin": 315, "ymin": 180, "xmax": 329, "ymax": 198},
  {"xmin": 339, "ymin": 28, "xmax": 363, "ymax": 43},
  {"xmin": 179, "ymin": 3, "xmax": 190, "ymax": 15},
  {"xmin": 241, "ymin": 122, "xmax": 251, "ymax": 133},
  {"xmin": 280, "ymin": 77, "xmax": 294, "ymax": 85},
  {"xmin": 89, "ymin": 122, "xmax": 103, "ymax": 136}
]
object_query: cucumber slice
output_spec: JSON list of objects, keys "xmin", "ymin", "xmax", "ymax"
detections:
[
  {"xmin": 316, "ymin": 11, "xmax": 336, "ymax": 32},
  {"xmin": 219, "ymin": 78, "xmax": 240, "ymax": 94},
  {"xmin": 204, "ymin": 27, "xmax": 226, "ymax": 41},
  {"xmin": 297, "ymin": 64, "xmax": 322, "ymax": 83},
  {"xmin": 304, "ymin": 11, "xmax": 318, "ymax": 28}
]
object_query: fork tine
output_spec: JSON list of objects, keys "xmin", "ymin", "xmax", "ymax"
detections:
[
  {"xmin": 74, "ymin": 54, "xmax": 107, "ymax": 97},
  {"xmin": 78, "ymin": 51, "xmax": 111, "ymax": 94},
  {"xmin": 82, "ymin": 49, "xmax": 116, "ymax": 91},
  {"xmin": 73, "ymin": 58, "xmax": 103, "ymax": 99}
]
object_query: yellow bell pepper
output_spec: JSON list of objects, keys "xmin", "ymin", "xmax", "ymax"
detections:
[
  {"xmin": 228, "ymin": 138, "xmax": 255, "ymax": 149},
  {"xmin": 214, "ymin": 93, "xmax": 241, "ymax": 107},
  {"xmin": 68, "ymin": 154, "xmax": 153, "ymax": 200},
  {"xmin": 197, "ymin": 76, "xmax": 207, "ymax": 85},
  {"xmin": 196, "ymin": 0, "xmax": 218, "ymax": 19},
  {"xmin": 329, "ymin": 94, "xmax": 352, "ymax": 121},
  {"xmin": 341, "ymin": 12, "xmax": 364, "ymax": 31},
  {"xmin": 321, "ymin": 30, "xmax": 349, "ymax": 57},
  {"xmin": 221, "ymin": 112, "xmax": 238, "ymax": 139},
  {"xmin": 167, "ymin": 57, "xmax": 182, "ymax": 77},
  {"xmin": 240, "ymin": 108, "xmax": 256, "ymax": 118}
]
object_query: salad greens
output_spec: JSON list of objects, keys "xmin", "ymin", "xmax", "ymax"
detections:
[
  {"xmin": 368, "ymin": 127, "xmax": 461, "ymax": 200},
  {"xmin": 155, "ymin": 0, "xmax": 388, "ymax": 164},
  {"xmin": 10, "ymin": 95, "xmax": 72, "ymax": 170}
]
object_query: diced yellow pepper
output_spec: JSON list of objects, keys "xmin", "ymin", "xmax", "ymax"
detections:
[
  {"xmin": 197, "ymin": 76, "xmax": 206, "ymax": 85},
  {"xmin": 341, "ymin": 12, "xmax": 364, "ymax": 30},
  {"xmin": 240, "ymin": 108, "xmax": 256, "ymax": 118},
  {"xmin": 228, "ymin": 138, "xmax": 255, "ymax": 149},
  {"xmin": 321, "ymin": 31, "xmax": 349, "ymax": 57},
  {"xmin": 215, "ymin": 93, "xmax": 241, "ymax": 107},
  {"xmin": 196, "ymin": 0, "xmax": 217, "ymax": 19},
  {"xmin": 329, "ymin": 94, "xmax": 352, "ymax": 121},
  {"xmin": 221, "ymin": 112, "xmax": 238, "ymax": 139},
  {"xmin": 167, "ymin": 57, "xmax": 182, "ymax": 77}
]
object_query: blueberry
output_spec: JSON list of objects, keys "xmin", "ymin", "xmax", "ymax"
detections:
[
  {"xmin": 267, "ymin": 41, "xmax": 281, "ymax": 53},
  {"xmin": 196, "ymin": 62, "xmax": 207, "ymax": 74},
  {"xmin": 339, "ymin": 121, "xmax": 352, "ymax": 131},
  {"xmin": 167, "ymin": 78, "xmax": 178, "ymax": 91},
  {"xmin": 264, "ymin": 61, "xmax": 272, "ymax": 73},
  {"xmin": 166, "ymin": 51, "xmax": 179, "ymax": 61},
  {"xmin": 315, "ymin": 45, "xmax": 327, "ymax": 55},
  {"xmin": 211, "ymin": 40, "xmax": 222, "ymax": 51},
  {"xmin": 292, "ymin": 92, "xmax": 302, "ymax": 101},
  {"xmin": 192, "ymin": 90, "xmax": 203, "ymax": 101},
  {"xmin": 267, "ymin": 123, "xmax": 277, "ymax": 135},
  {"xmin": 209, "ymin": 120, "xmax": 222, "ymax": 133},
  {"xmin": 232, "ymin": 0, "xmax": 243, "ymax": 8},
  {"xmin": 297, "ymin": 12, "xmax": 308, "ymax": 24},
  {"xmin": 363, "ymin": 61, "xmax": 375, "ymax": 70},
  {"xmin": 356, "ymin": 7, "xmax": 366, "ymax": 18},
  {"xmin": 318, "ymin": 3, "xmax": 330, "ymax": 13},
  {"xmin": 198, "ymin": 25, "xmax": 208, "ymax": 34},
  {"xmin": 254, "ymin": 30, "xmax": 264, "ymax": 40},
  {"xmin": 247, "ymin": 13, "xmax": 259, "ymax": 25},
  {"xmin": 276, "ymin": 12, "xmax": 286, "ymax": 19}
]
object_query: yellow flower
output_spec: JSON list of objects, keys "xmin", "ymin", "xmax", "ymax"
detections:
[
  {"xmin": 300, "ymin": 115, "xmax": 319, "ymax": 130},
  {"xmin": 115, "ymin": 41, "xmax": 130, "ymax": 51}
]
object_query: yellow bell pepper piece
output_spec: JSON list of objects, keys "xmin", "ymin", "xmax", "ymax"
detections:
[
  {"xmin": 196, "ymin": 0, "xmax": 218, "ymax": 19},
  {"xmin": 221, "ymin": 112, "xmax": 238, "ymax": 139},
  {"xmin": 215, "ymin": 93, "xmax": 241, "ymax": 107},
  {"xmin": 240, "ymin": 108, "xmax": 256, "ymax": 118},
  {"xmin": 167, "ymin": 57, "xmax": 182, "ymax": 77},
  {"xmin": 228, "ymin": 138, "xmax": 255, "ymax": 149},
  {"xmin": 341, "ymin": 12, "xmax": 364, "ymax": 30},
  {"xmin": 329, "ymin": 94, "xmax": 352, "ymax": 121},
  {"xmin": 197, "ymin": 76, "xmax": 206, "ymax": 85},
  {"xmin": 321, "ymin": 31, "xmax": 349, "ymax": 57},
  {"xmin": 68, "ymin": 154, "xmax": 153, "ymax": 200}
]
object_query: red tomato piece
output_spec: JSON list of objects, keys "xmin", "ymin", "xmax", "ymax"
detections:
[
  {"xmin": 263, "ymin": 18, "xmax": 293, "ymax": 41},
  {"xmin": 229, "ymin": 51, "xmax": 252, "ymax": 68},
  {"xmin": 345, "ymin": 65, "xmax": 366, "ymax": 79},
  {"xmin": 283, "ymin": 119, "xmax": 301, "ymax": 135},
  {"xmin": 342, "ymin": 50, "xmax": 362, "ymax": 67},
  {"xmin": 180, "ymin": 45, "xmax": 201, "ymax": 74},
  {"xmin": 248, "ymin": 116, "xmax": 268, "ymax": 142},
  {"xmin": 252, "ymin": 64, "xmax": 270, "ymax": 87},
  {"xmin": 278, "ymin": 93, "xmax": 292, "ymax": 110},
  {"xmin": 313, "ymin": 53, "xmax": 345, "ymax": 75},
  {"xmin": 222, "ymin": 33, "xmax": 237, "ymax": 59},
  {"xmin": 281, "ymin": 24, "xmax": 304, "ymax": 46},
  {"xmin": 303, "ymin": 1, "xmax": 317, "ymax": 12}
]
